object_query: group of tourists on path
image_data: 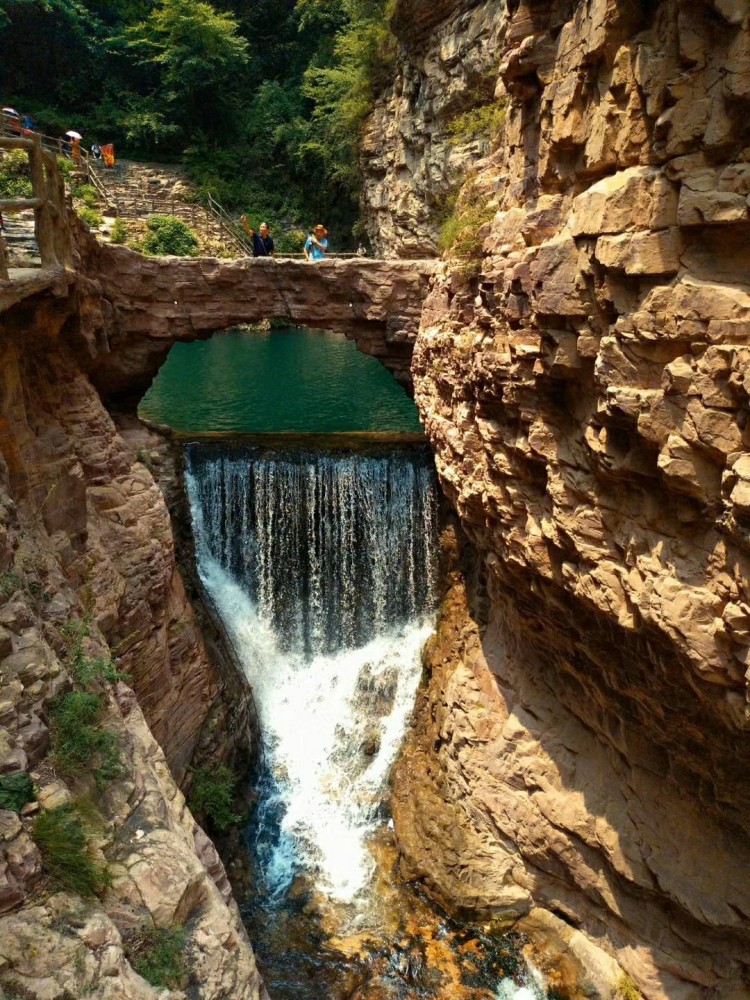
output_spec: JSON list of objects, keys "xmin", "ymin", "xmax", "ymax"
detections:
[{"xmin": 240, "ymin": 216, "xmax": 330, "ymax": 260}]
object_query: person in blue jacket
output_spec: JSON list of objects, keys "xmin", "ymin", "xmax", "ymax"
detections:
[
  {"xmin": 240, "ymin": 216, "xmax": 275, "ymax": 256},
  {"xmin": 304, "ymin": 224, "xmax": 328, "ymax": 261}
]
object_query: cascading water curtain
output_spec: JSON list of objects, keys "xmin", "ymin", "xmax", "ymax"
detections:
[{"xmin": 185, "ymin": 443, "xmax": 439, "ymax": 901}]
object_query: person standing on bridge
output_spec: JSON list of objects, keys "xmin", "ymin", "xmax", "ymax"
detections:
[
  {"xmin": 240, "ymin": 216, "xmax": 275, "ymax": 257},
  {"xmin": 304, "ymin": 224, "xmax": 328, "ymax": 261}
]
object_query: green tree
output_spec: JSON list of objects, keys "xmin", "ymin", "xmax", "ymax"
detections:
[
  {"xmin": 121, "ymin": 0, "xmax": 249, "ymax": 140},
  {"xmin": 0, "ymin": 0, "xmax": 105, "ymax": 109},
  {"xmin": 301, "ymin": 0, "xmax": 395, "ymax": 192}
]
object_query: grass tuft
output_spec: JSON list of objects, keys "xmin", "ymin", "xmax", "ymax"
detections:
[
  {"xmin": 33, "ymin": 806, "xmax": 109, "ymax": 897},
  {"xmin": 50, "ymin": 690, "xmax": 122, "ymax": 786},
  {"xmin": 130, "ymin": 927, "xmax": 187, "ymax": 989}
]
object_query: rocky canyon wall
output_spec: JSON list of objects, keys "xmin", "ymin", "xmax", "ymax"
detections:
[
  {"xmin": 0, "ymin": 267, "xmax": 264, "ymax": 994},
  {"xmin": 0, "ymin": 198, "xmax": 444, "ymax": 997},
  {"xmin": 361, "ymin": 0, "xmax": 506, "ymax": 258},
  {"xmin": 364, "ymin": 1, "xmax": 750, "ymax": 998}
]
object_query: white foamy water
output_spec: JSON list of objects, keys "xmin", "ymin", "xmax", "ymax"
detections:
[
  {"xmin": 185, "ymin": 445, "xmax": 439, "ymax": 903},
  {"xmin": 201, "ymin": 555, "xmax": 431, "ymax": 900},
  {"xmin": 496, "ymin": 957, "xmax": 547, "ymax": 999}
]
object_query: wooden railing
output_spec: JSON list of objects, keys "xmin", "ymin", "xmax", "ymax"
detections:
[
  {"xmin": 0, "ymin": 118, "xmax": 370, "ymax": 263},
  {"xmin": 0, "ymin": 117, "xmax": 118, "ymax": 213},
  {"xmin": 0, "ymin": 133, "xmax": 71, "ymax": 280}
]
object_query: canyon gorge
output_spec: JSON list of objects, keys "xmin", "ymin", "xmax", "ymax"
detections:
[{"xmin": 1, "ymin": 0, "xmax": 750, "ymax": 999}]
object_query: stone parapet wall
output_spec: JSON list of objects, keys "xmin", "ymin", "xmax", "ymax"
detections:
[{"xmin": 73, "ymin": 233, "xmax": 436, "ymax": 400}]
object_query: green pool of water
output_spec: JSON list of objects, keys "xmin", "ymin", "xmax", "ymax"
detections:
[{"xmin": 138, "ymin": 327, "xmax": 422, "ymax": 434}]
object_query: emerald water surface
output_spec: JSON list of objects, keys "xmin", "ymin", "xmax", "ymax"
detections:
[{"xmin": 138, "ymin": 326, "xmax": 422, "ymax": 433}]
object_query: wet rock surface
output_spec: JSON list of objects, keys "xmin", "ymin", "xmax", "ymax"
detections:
[{"xmin": 239, "ymin": 830, "xmax": 563, "ymax": 1000}]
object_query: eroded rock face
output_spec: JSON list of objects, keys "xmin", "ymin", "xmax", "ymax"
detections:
[
  {"xmin": 0, "ymin": 278, "xmax": 263, "ymax": 999},
  {"xmin": 361, "ymin": 0, "xmax": 506, "ymax": 258},
  {"xmin": 387, "ymin": 0, "xmax": 750, "ymax": 997},
  {"xmin": 0, "ymin": 309, "xmax": 236, "ymax": 782},
  {"xmin": 0, "ymin": 494, "xmax": 265, "ymax": 999}
]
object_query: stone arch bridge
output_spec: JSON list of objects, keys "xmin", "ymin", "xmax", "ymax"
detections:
[{"xmin": 73, "ymin": 238, "xmax": 437, "ymax": 403}]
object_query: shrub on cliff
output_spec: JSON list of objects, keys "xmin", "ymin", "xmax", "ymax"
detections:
[
  {"xmin": 438, "ymin": 200, "xmax": 495, "ymax": 260},
  {"xmin": 34, "ymin": 806, "xmax": 110, "ymax": 897},
  {"xmin": 446, "ymin": 99, "xmax": 507, "ymax": 147},
  {"xmin": 189, "ymin": 764, "xmax": 240, "ymax": 831},
  {"xmin": 129, "ymin": 927, "xmax": 187, "ymax": 989},
  {"xmin": 138, "ymin": 214, "xmax": 199, "ymax": 257},
  {"xmin": 50, "ymin": 690, "xmax": 122, "ymax": 786}
]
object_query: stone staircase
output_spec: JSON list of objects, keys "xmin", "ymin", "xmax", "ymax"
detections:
[
  {"xmin": 0, "ymin": 159, "xmax": 251, "ymax": 264},
  {"xmin": 92, "ymin": 161, "xmax": 250, "ymax": 256},
  {"xmin": 2, "ymin": 213, "xmax": 39, "ymax": 265}
]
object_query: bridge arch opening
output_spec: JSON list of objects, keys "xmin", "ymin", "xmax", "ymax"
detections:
[{"xmin": 137, "ymin": 322, "xmax": 423, "ymax": 439}]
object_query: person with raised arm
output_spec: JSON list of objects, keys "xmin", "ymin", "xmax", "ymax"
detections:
[{"xmin": 240, "ymin": 217, "xmax": 275, "ymax": 257}]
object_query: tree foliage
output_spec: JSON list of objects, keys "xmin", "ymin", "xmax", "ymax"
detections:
[
  {"xmin": 0, "ymin": 0, "xmax": 398, "ymax": 244},
  {"xmin": 138, "ymin": 214, "xmax": 199, "ymax": 256},
  {"xmin": 118, "ymin": 0, "xmax": 249, "ymax": 139}
]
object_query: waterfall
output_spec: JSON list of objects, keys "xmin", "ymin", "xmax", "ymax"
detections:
[{"xmin": 185, "ymin": 443, "xmax": 439, "ymax": 903}]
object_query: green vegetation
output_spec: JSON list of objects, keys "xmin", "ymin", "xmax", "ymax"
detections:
[
  {"xmin": 0, "ymin": 149, "xmax": 33, "ymax": 199},
  {"xmin": 110, "ymin": 218, "xmax": 128, "ymax": 244},
  {"xmin": 60, "ymin": 617, "xmax": 126, "ymax": 687},
  {"xmin": 130, "ymin": 927, "xmax": 188, "ymax": 989},
  {"xmin": 135, "ymin": 214, "xmax": 199, "ymax": 256},
  {"xmin": 0, "ymin": 567, "xmax": 52, "ymax": 603},
  {"xmin": 78, "ymin": 205, "xmax": 104, "ymax": 229},
  {"xmin": 189, "ymin": 764, "xmax": 240, "ymax": 831},
  {"xmin": 438, "ymin": 198, "xmax": 495, "ymax": 259},
  {"xmin": 0, "ymin": 570, "xmax": 22, "ymax": 596},
  {"xmin": 50, "ymin": 690, "xmax": 122, "ymax": 786},
  {"xmin": 447, "ymin": 100, "xmax": 507, "ymax": 146},
  {"xmin": 0, "ymin": 771, "xmax": 34, "ymax": 812},
  {"xmin": 0, "ymin": 0, "xmax": 399, "ymax": 244},
  {"xmin": 75, "ymin": 183, "xmax": 99, "ymax": 208},
  {"xmin": 301, "ymin": 0, "xmax": 397, "ymax": 191},
  {"xmin": 50, "ymin": 616, "xmax": 125, "ymax": 786},
  {"xmin": 56, "ymin": 156, "xmax": 75, "ymax": 181},
  {"xmin": 33, "ymin": 805, "xmax": 110, "ymax": 897},
  {"xmin": 615, "ymin": 975, "xmax": 642, "ymax": 1000}
]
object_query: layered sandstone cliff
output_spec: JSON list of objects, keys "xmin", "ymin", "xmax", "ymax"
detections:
[
  {"xmin": 0, "ymin": 259, "xmax": 264, "ymax": 995},
  {"xmin": 364, "ymin": 1, "xmax": 750, "ymax": 998},
  {"xmin": 361, "ymin": 0, "xmax": 506, "ymax": 258}
]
